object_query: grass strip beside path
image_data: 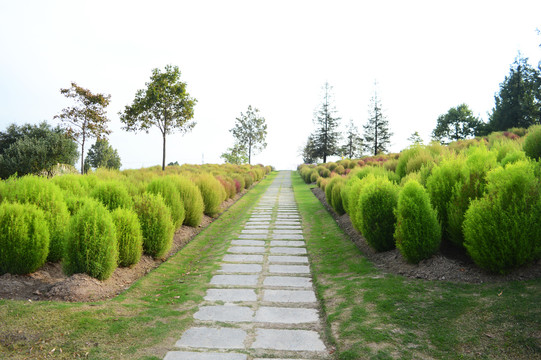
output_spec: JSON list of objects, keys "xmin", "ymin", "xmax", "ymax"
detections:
[
  {"xmin": 0, "ymin": 172, "xmax": 277, "ymax": 360},
  {"xmin": 292, "ymin": 171, "xmax": 541, "ymax": 360}
]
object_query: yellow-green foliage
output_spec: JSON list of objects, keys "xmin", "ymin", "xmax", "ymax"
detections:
[
  {"xmin": 1, "ymin": 175, "xmax": 69, "ymax": 262},
  {"xmin": 168, "ymin": 176, "xmax": 205, "ymax": 227},
  {"xmin": 133, "ymin": 193, "xmax": 174, "ymax": 259},
  {"xmin": 111, "ymin": 208, "xmax": 143, "ymax": 267},
  {"xmin": 331, "ymin": 180, "xmax": 346, "ymax": 215},
  {"xmin": 63, "ymin": 199, "xmax": 118, "ymax": 280},
  {"xmin": 0, "ymin": 202, "xmax": 50, "ymax": 275},
  {"xmin": 52, "ymin": 174, "xmax": 87, "ymax": 197},
  {"xmin": 395, "ymin": 180, "xmax": 441, "ymax": 263},
  {"xmin": 523, "ymin": 125, "xmax": 541, "ymax": 160},
  {"xmin": 91, "ymin": 180, "xmax": 133, "ymax": 211},
  {"xmin": 463, "ymin": 161, "xmax": 541, "ymax": 273},
  {"xmin": 147, "ymin": 177, "xmax": 185, "ymax": 229},
  {"xmin": 196, "ymin": 173, "xmax": 226, "ymax": 217}
]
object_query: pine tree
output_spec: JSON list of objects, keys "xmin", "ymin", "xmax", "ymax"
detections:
[
  {"xmin": 310, "ymin": 82, "xmax": 341, "ymax": 163},
  {"xmin": 341, "ymin": 119, "xmax": 363, "ymax": 158},
  {"xmin": 363, "ymin": 87, "xmax": 392, "ymax": 155}
]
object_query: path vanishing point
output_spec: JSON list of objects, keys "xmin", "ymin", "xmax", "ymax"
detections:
[{"xmin": 164, "ymin": 171, "xmax": 331, "ymax": 360}]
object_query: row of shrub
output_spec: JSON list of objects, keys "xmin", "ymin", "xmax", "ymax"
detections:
[
  {"xmin": 300, "ymin": 125, "xmax": 541, "ymax": 274},
  {"xmin": 0, "ymin": 164, "xmax": 271, "ymax": 280}
]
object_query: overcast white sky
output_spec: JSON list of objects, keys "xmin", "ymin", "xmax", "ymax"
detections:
[{"xmin": 1, "ymin": 1, "xmax": 540, "ymax": 170}]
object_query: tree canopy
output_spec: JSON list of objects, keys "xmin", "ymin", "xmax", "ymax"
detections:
[
  {"xmin": 119, "ymin": 65, "xmax": 197, "ymax": 171},
  {"xmin": 229, "ymin": 105, "xmax": 267, "ymax": 165},
  {"xmin": 0, "ymin": 122, "xmax": 78, "ymax": 178},
  {"xmin": 407, "ymin": 131, "xmax": 424, "ymax": 146},
  {"xmin": 54, "ymin": 82, "xmax": 111, "ymax": 174},
  {"xmin": 363, "ymin": 88, "xmax": 392, "ymax": 155},
  {"xmin": 341, "ymin": 119, "xmax": 363, "ymax": 158},
  {"xmin": 489, "ymin": 55, "xmax": 541, "ymax": 131},
  {"xmin": 85, "ymin": 139, "xmax": 121, "ymax": 170},
  {"xmin": 221, "ymin": 143, "xmax": 249, "ymax": 165},
  {"xmin": 432, "ymin": 104, "xmax": 480, "ymax": 144}
]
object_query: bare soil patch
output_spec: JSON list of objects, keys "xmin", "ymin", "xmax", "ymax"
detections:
[
  {"xmin": 0, "ymin": 190, "xmax": 247, "ymax": 302},
  {"xmin": 311, "ymin": 187, "xmax": 541, "ymax": 283}
]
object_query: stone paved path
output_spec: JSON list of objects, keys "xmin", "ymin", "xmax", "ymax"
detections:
[{"xmin": 164, "ymin": 171, "xmax": 330, "ymax": 360}]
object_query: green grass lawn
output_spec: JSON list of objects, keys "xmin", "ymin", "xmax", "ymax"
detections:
[
  {"xmin": 0, "ymin": 172, "xmax": 277, "ymax": 360},
  {"xmin": 292, "ymin": 172, "xmax": 541, "ymax": 360}
]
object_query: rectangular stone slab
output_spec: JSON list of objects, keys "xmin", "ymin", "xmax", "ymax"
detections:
[
  {"xmin": 262, "ymin": 289, "xmax": 317, "ymax": 303},
  {"xmin": 228, "ymin": 246, "xmax": 265, "ymax": 254},
  {"xmin": 272, "ymin": 234, "xmax": 304, "ymax": 240},
  {"xmin": 238, "ymin": 234, "xmax": 268, "ymax": 239},
  {"xmin": 165, "ymin": 352, "xmax": 247, "ymax": 360},
  {"xmin": 218, "ymin": 264, "xmax": 262, "ymax": 273},
  {"xmin": 251, "ymin": 328, "xmax": 325, "ymax": 351},
  {"xmin": 269, "ymin": 265, "xmax": 310, "ymax": 274},
  {"xmin": 274, "ymin": 221, "xmax": 301, "ymax": 225},
  {"xmin": 246, "ymin": 221, "xmax": 270, "ymax": 225},
  {"xmin": 270, "ymin": 247, "xmax": 307, "ymax": 255},
  {"xmin": 272, "ymin": 230, "xmax": 303, "ymax": 234},
  {"xmin": 241, "ymin": 229, "xmax": 269, "ymax": 234},
  {"xmin": 254, "ymin": 306, "xmax": 319, "ymax": 323},
  {"xmin": 204, "ymin": 288, "xmax": 257, "ymax": 302},
  {"xmin": 194, "ymin": 305, "xmax": 254, "ymax": 322},
  {"xmin": 270, "ymin": 241, "xmax": 305, "ymax": 247},
  {"xmin": 231, "ymin": 240, "xmax": 266, "ymax": 246},
  {"xmin": 176, "ymin": 327, "xmax": 246, "ymax": 349},
  {"xmin": 223, "ymin": 254, "xmax": 263, "ymax": 263},
  {"xmin": 273, "ymin": 226, "xmax": 302, "ymax": 229},
  {"xmin": 263, "ymin": 276, "xmax": 312, "ymax": 288},
  {"xmin": 268, "ymin": 256, "xmax": 308, "ymax": 264},
  {"xmin": 210, "ymin": 275, "xmax": 258, "ymax": 286}
]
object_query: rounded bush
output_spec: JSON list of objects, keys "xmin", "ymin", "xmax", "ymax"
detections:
[
  {"xmin": 91, "ymin": 180, "xmax": 133, "ymax": 211},
  {"xmin": 147, "ymin": 177, "xmax": 185, "ymax": 229},
  {"xmin": 63, "ymin": 199, "xmax": 118, "ymax": 280},
  {"xmin": 394, "ymin": 180, "xmax": 441, "ymax": 263},
  {"xmin": 347, "ymin": 174, "xmax": 376, "ymax": 231},
  {"xmin": 331, "ymin": 180, "xmax": 346, "ymax": 215},
  {"xmin": 196, "ymin": 174, "xmax": 226, "ymax": 217},
  {"xmin": 396, "ymin": 146, "xmax": 420, "ymax": 178},
  {"xmin": 231, "ymin": 174, "xmax": 246, "ymax": 193},
  {"xmin": 325, "ymin": 176, "xmax": 343, "ymax": 205},
  {"xmin": 1, "ymin": 175, "xmax": 69, "ymax": 262},
  {"xmin": 133, "ymin": 193, "xmax": 174, "ymax": 258},
  {"xmin": 111, "ymin": 208, "xmax": 143, "ymax": 267},
  {"xmin": 0, "ymin": 202, "xmax": 50, "ymax": 275},
  {"xmin": 168, "ymin": 176, "xmax": 205, "ymax": 227},
  {"xmin": 341, "ymin": 176, "xmax": 361, "ymax": 215},
  {"xmin": 357, "ymin": 177, "xmax": 399, "ymax": 252},
  {"xmin": 243, "ymin": 173, "xmax": 254, "ymax": 189},
  {"xmin": 523, "ymin": 125, "xmax": 541, "ymax": 160},
  {"xmin": 310, "ymin": 171, "xmax": 319, "ymax": 183},
  {"xmin": 52, "ymin": 174, "xmax": 86, "ymax": 197}
]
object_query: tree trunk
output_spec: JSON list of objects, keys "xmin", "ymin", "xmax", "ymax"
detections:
[
  {"xmin": 80, "ymin": 137, "xmax": 85, "ymax": 175},
  {"xmin": 162, "ymin": 132, "xmax": 166, "ymax": 171},
  {"xmin": 248, "ymin": 140, "xmax": 252, "ymax": 165}
]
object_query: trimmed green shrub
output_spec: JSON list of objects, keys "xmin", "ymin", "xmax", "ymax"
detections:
[
  {"xmin": 133, "ymin": 193, "xmax": 174, "ymax": 258},
  {"xmin": 91, "ymin": 180, "xmax": 133, "ymax": 211},
  {"xmin": 425, "ymin": 157, "xmax": 465, "ymax": 242},
  {"xmin": 52, "ymin": 174, "xmax": 86, "ymax": 197},
  {"xmin": 341, "ymin": 176, "xmax": 361, "ymax": 215},
  {"xmin": 147, "ymin": 177, "xmax": 185, "ymax": 229},
  {"xmin": 63, "ymin": 199, "xmax": 118, "ymax": 280},
  {"xmin": 501, "ymin": 150, "xmax": 526, "ymax": 167},
  {"xmin": 405, "ymin": 149, "xmax": 435, "ymax": 175},
  {"xmin": 1, "ymin": 175, "xmax": 69, "ymax": 262},
  {"xmin": 463, "ymin": 161, "xmax": 541, "ymax": 273},
  {"xmin": 0, "ymin": 202, "xmax": 50, "ymax": 274},
  {"xmin": 357, "ymin": 176, "xmax": 399, "ymax": 251},
  {"xmin": 243, "ymin": 173, "xmax": 254, "ymax": 189},
  {"xmin": 310, "ymin": 171, "xmax": 319, "ymax": 183},
  {"xmin": 169, "ymin": 176, "xmax": 205, "ymax": 227},
  {"xmin": 523, "ymin": 125, "xmax": 541, "ymax": 160},
  {"xmin": 231, "ymin": 174, "xmax": 246, "ymax": 192},
  {"xmin": 396, "ymin": 146, "xmax": 420, "ymax": 178},
  {"xmin": 325, "ymin": 176, "xmax": 343, "ymax": 205},
  {"xmin": 196, "ymin": 174, "xmax": 226, "ymax": 217},
  {"xmin": 352, "ymin": 165, "xmax": 400, "ymax": 184},
  {"xmin": 331, "ymin": 180, "xmax": 346, "ymax": 215},
  {"xmin": 394, "ymin": 180, "xmax": 441, "ymax": 263},
  {"xmin": 347, "ymin": 174, "xmax": 376, "ymax": 231},
  {"xmin": 111, "ymin": 208, "xmax": 143, "ymax": 267}
]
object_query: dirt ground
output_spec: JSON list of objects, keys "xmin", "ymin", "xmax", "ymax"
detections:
[
  {"xmin": 311, "ymin": 187, "xmax": 541, "ymax": 284},
  {"xmin": 0, "ymin": 191, "xmax": 246, "ymax": 302}
]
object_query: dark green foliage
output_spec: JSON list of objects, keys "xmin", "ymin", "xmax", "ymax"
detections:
[
  {"xmin": 91, "ymin": 180, "xmax": 133, "ymax": 211},
  {"xmin": 425, "ymin": 157, "xmax": 465, "ymax": 242},
  {"xmin": 432, "ymin": 104, "xmax": 480, "ymax": 144},
  {"xmin": 394, "ymin": 180, "xmax": 441, "ymax": 263},
  {"xmin": 1, "ymin": 175, "xmax": 70, "ymax": 262},
  {"xmin": 133, "ymin": 193, "xmax": 174, "ymax": 258},
  {"xmin": 463, "ymin": 161, "xmax": 541, "ymax": 273},
  {"xmin": 196, "ymin": 174, "xmax": 226, "ymax": 217},
  {"xmin": 363, "ymin": 90, "xmax": 392, "ymax": 155},
  {"xmin": 0, "ymin": 122, "xmax": 78, "ymax": 179},
  {"xmin": 229, "ymin": 105, "xmax": 267, "ymax": 164},
  {"xmin": 168, "ymin": 176, "xmax": 204, "ymax": 227},
  {"xmin": 147, "ymin": 177, "xmax": 185, "ymax": 229},
  {"xmin": 86, "ymin": 139, "xmax": 122, "ymax": 170},
  {"xmin": 0, "ymin": 202, "xmax": 50, "ymax": 274},
  {"xmin": 111, "ymin": 208, "xmax": 143, "ymax": 267},
  {"xmin": 523, "ymin": 125, "xmax": 541, "ymax": 160},
  {"xmin": 357, "ymin": 176, "xmax": 399, "ymax": 251},
  {"xmin": 63, "ymin": 199, "xmax": 118, "ymax": 280}
]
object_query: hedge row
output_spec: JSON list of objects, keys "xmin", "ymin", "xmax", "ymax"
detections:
[
  {"xmin": 302, "ymin": 124, "xmax": 541, "ymax": 273},
  {"xmin": 0, "ymin": 164, "xmax": 271, "ymax": 279}
]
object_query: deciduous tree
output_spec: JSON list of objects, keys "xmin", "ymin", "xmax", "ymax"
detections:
[
  {"xmin": 85, "ymin": 139, "xmax": 121, "ymax": 170},
  {"xmin": 229, "ymin": 105, "xmax": 267, "ymax": 164},
  {"xmin": 55, "ymin": 83, "xmax": 111, "ymax": 174},
  {"xmin": 119, "ymin": 65, "xmax": 197, "ymax": 171},
  {"xmin": 221, "ymin": 143, "xmax": 249, "ymax": 165},
  {"xmin": 432, "ymin": 104, "xmax": 480, "ymax": 144}
]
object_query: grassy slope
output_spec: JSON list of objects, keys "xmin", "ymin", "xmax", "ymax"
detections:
[
  {"xmin": 0, "ymin": 172, "xmax": 277, "ymax": 360},
  {"xmin": 292, "ymin": 172, "xmax": 541, "ymax": 360}
]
